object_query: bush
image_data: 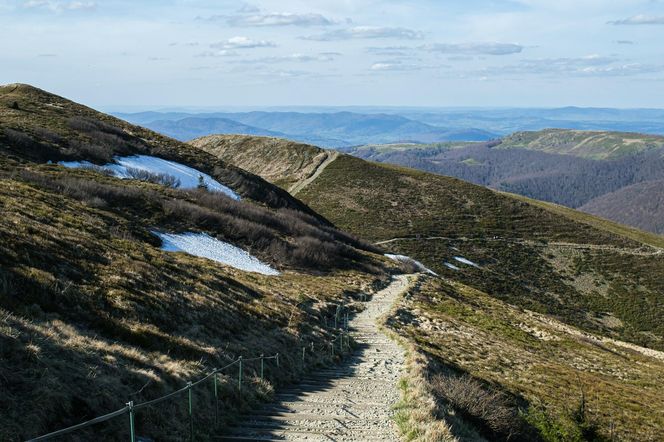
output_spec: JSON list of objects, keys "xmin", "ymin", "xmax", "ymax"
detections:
[
  {"xmin": 125, "ymin": 167, "xmax": 180, "ymax": 188},
  {"xmin": 431, "ymin": 373, "xmax": 521, "ymax": 439}
]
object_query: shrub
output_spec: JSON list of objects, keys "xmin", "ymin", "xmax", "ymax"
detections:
[
  {"xmin": 125, "ymin": 167, "xmax": 181, "ymax": 188},
  {"xmin": 431, "ymin": 373, "xmax": 521, "ymax": 439}
]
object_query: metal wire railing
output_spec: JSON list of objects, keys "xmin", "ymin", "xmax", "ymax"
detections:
[{"xmin": 25, "ymin": 307, "xmax": 354, "ymax": 441}]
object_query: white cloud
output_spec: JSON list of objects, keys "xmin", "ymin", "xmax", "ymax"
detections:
[
  {"xmin": 425, "ymin": 42, "xmax": 523, "ymax": 56},
  {"xmin": 302, "ymin": 26, "xmax": 424, "ymax": 41},
  {"xmin": 196, "ymin": 49, "xmax": 240, "ymax": 58},
  {"xmin": 369, "ymin": 60, "xmax": 441, "ymax": 72},
  {"xmin": 211, "ymin": 36, "xmax": 276, "ymax": 50},
  {"xmin": 23, "ymin": 0, "xmax": 96, "ymax": 12},
  {"xmin": 474, "ymin": 54, "xmax": 664, "ymax": 77},
  {"xmin": 226, "ymin": 12, "xmax": 336, "ymax": 27},
  {"xmin": 609, "ymin": 15, "xmax": 664, "ymax": 25},
  {"xmin": 237, "ymin": 3, "xmax": 260, "ymax": 13}
]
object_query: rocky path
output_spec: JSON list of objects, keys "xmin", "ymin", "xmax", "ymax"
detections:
[
  {"xmin": 289, "ymin": 151, "xmax": 338, "ymax": 196},
  {"xmin": 219, "ymin": 275, "xmax": 410, "ymax": 441}
]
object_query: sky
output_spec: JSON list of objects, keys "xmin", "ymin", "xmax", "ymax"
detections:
[{"xmin": 2, "ymin": 0, "xmax": 664, "ymax": 109}]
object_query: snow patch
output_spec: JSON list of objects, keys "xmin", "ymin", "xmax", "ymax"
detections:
[
  {"xmin": 59, "ymin": 155, "xmax": 240, "ymax": 200},
  {"xmin": 154, "ymin": 232, "xmax": 279, "ymax": 276},
  {"xmin": 385, "ymin": 254, "xmax": 438, "ymax": 276},
  {"xmin": 444, "ymin": 262, "xmax": 461, "ymax": 271},
  {"xmin": 453, "ymin": 256, "xmax": 480, "ymax": 268}
]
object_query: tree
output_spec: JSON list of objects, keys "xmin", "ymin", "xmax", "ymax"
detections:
[
  {"xmin": 197, "ymin": 174, "xmax": 208, "ymax": 190},
  {"xmin": 10, "ymin": 101, "xmax": 19, "ymax": 110}
]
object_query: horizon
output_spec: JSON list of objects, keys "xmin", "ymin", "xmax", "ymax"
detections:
[{"xmin": 2, "ymin": 1, "xmax": 664, "ymax": 108}]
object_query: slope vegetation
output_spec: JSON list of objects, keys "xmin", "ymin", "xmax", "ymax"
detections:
[
  {"xmin": 0, "ymin": 84, "xmax": 390, "ymax": 441},
  {"xmin": 350, "ymin": 131, "xmax": 664, "ymax": 234},
  {"xmin": 499, "ymin": 129, "xmax": 664, "ymax": 160},
  {"xmin": 198, "ymin": 134, "xmax": 664, "ymax": 441},
  {"xmin": 580, "ymin": 180, "xmax": 664, "ymax": 234}
]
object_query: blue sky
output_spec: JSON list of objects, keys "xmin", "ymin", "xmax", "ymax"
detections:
[{"xmin": 2, "ymin": 0, "xmax": 664, "ymax": 108}]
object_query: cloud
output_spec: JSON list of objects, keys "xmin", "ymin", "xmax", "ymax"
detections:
[
  {"xmin": 237, "ymin": 3, "xmax": 260, "ymax": 13},
  {"xmin": 234, "ymin": 53, "xmax": 340, "ymax": 64},
  {"xmin": 226, "ymin": 12, "xmax": 336, "ymax": 27},
  {"xmin": 196, "ymin": 49, "xmax": 240, "ymax": 58},
  {"xmin": 365, "ymin": 46, "xmax": 416, "ymax": 56},
  {"xmin": 302, "ymin": 26, "xmax": 424, "ymax": 41},
  {"xmin": 425, "ymin": 42, "xmax": 523, "ymax": 56},
  {"xmin": 23, "ymin": 0, "xmax": 96, "ymax": 12},
  {"xmin": 474, "ymin": 54, "xmax": 664, "ymax": 78},
  {"xmin": 616, "ymin": 40, "xmax": 635, "ymax": 45},
  {"xmin": 608, "ymin": 15, "xmax": 664, "ymax": 25},
  {"xmin": 210, "ymin": 36, "xmax": 276, "ymax": 50},
  {"xmin": 369, "ymin": 60, "xmax": 442, "ymax": 72}
]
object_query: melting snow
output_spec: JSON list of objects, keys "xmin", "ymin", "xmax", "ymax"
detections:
[
  {"xmin": 444, "ymin": 262, "xmax": 461, "ymax": 271},
  {"xmin": 59, "ymin": 155, "xmax": 240, "ymax": 200},
  {"xmin": 453, "ymin": 256, "xmax": 480, "ymax": 268},
  {"xmin": 154, "ymin": 232, "xmax": 279, "ymax": 276},
  {"xmin": 385, "ymin": 254, "xmax": 438, "ymax": 276}
]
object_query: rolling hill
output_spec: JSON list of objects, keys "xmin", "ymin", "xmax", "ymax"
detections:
[
  {"xmin": 498, "ymin": 129, "xmax": 664, "ymax": 160},
  {"xmin": 195, "ymin": 133, "xmax": 664, "ymax": 441},
  {"xmin": 117, "ymin": 110, "xmax": 498, "ymax": 147},
  {"xmin": 350, "ymin": 131, "xmax": 664, "ymax": 234},
  {"xmin": 0, "ymin": 84, "xmax": 391, "ymax": 441}
]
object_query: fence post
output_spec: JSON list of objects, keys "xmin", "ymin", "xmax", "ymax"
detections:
[
  {"xmin": 127, "ymin": 401, "xmax": 135, "ymax": 442},
  {"xmin": 260, "ymin": 354, "xmax": 265, "ymax": 381},
  {"xmin": 339, "ymin": 332, "xmax": 343, "ymax": 353},
  {"xmin": 187, "ymin": 381, "xmax": 194, "ymax": 442},
  {"xmin": 310, "ymin": 342, "xmax": 314, "ymax": 353},
  {"xmin": 213, "ymin": 371, "xmax": 219, "ymax": 426},
  {"xmin": 330, "ymin": 342, "xmax": 334, "ymax": 358},
  {"xmin": 345, "ymin": 312, "xmax": 349, "ymax": 331},
  {"xmin": 238, "ymin": 357, "xmax": 243, "ymax": 393},
  {"xmin": 302, "ymin": 347, "xmax": 306, "ymax": 369}
]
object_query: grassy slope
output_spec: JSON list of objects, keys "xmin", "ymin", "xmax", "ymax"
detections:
[
  {"xmin": 0, "ymin": 85, "xmax": 391, "ymax": 441},
  {"xmin": 198, "ymin": 135, "xmax": 664, "ymax": 440},
  {"xmin": 391, "ymin": 276, "xmax": 664, "ymax": 441},
  {"xmin": 189, "ymin": 134, "xmax": 327, "ymax": 190},
  {"xmin": 579, "ymin": 180, "xmax": 664, "ymax": 235},
  {"xmin": 499, "ymin": 129, "xmax": 664, "ymax": 160}
]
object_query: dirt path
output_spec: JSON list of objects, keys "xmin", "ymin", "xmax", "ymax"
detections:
[
  {"xmin": 375, "ymin": 235, "xmax": 663, "ymax": 256},
  {"xmin": 220, "ymin": 275, "xmax": 410, "ymax": 441},
  {"xmin": 289, "ymin": 151, "xmax": 338, "ymax": 196}
]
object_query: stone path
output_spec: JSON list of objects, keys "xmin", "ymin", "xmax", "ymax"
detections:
[{"xmin": 219, "ymin": 275, "xmax": 410, "ymax": 441}]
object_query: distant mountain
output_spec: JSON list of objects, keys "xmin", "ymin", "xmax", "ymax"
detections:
[
  {"xmin": 499, "ymin": 129, "xmax": 664, "ymax": 160},
  {"xmin": 399, "ymin": 107, "xmax": 664, "ymax": 136},
  {"xmin": 349, "ymin": 130, "xmax": 664, "ymax": 234},
  {"xmin": 115, "ymin": 110, "xmax": 498, "ymax": 147},
  {"xmin": 144, "ymin": 117, "xmax": 289, "ymax": 141}
]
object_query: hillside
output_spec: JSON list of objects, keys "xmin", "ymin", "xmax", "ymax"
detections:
[
  {"xmin": 498, "ymin": 129, "xmax": 664, "ymax": 160},
  {"xmin": 580, "ymin": 179, "xmax": 664, "ymax": 234},
  {"xmin": 197, "ymin": 134, "xmax": 664, "ymax": 441},
  {"xmin": 189, "ymin": 135, "xmax": 334, "ymax": 192},
  {"xmin": 350, "ymin": 132, "xmax": 664, "ymax": 234},
  {"xmin": 0, "ymin": 84, "xmax": 392, "ymax": 440}
]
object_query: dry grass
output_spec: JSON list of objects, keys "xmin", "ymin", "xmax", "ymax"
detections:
[{"xmin": 388, "ymin": 275, "xmax": 664, "ymax": 441}]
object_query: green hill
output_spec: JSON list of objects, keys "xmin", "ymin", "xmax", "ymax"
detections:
[
  {"xmin": 499, "ymin": 129, "xmax": 664, "ymax": 160},
  {"xmin": 0, "ymin": 85, "xmax": 390, "ymax": 440},
  {"xmin": 196, "ymin": 134, "xmax": 664, "ymax": 441}
]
